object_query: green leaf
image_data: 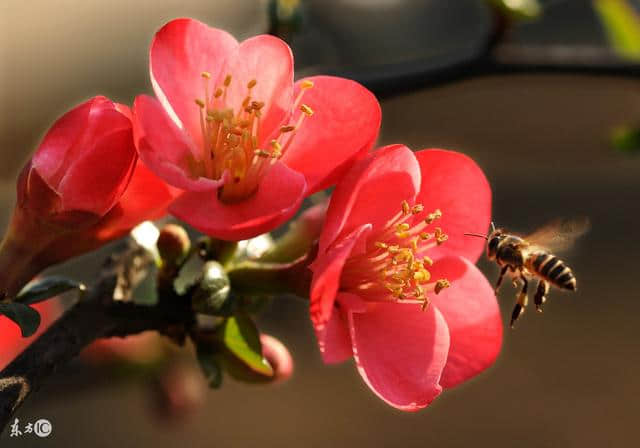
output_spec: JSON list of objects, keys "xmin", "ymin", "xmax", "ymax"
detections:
[
  {"xmin": 16, "ymin": 276, "xmax": 86, "ymax": 305},
  {"xmin": 0, "ymin": 302, "xmax": 41, "ymax": 337},
  {"xmin": 174, "ymin": 252, "xmax": 205, "ymax": 295},
  {"xmin": 218, "ymin": 314, "xmax": 273, "ymax": 377},
  {"xmin": 196, "ymin": 348, "xmax": 223, "ymax": 389},
  {"xmin": 594, "ymin": 0, "xmax": 640, "ymax": 61},
  {"xmin": 612, "ymin": 124, "xmax": 640, "ymax": 154}
]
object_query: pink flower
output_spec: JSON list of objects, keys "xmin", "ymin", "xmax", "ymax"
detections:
[
  {"xmin": 0, "ymin": 97, "xmax": 178, "ymax": 297},
  {"xmin": 310, "ymin": 145, "xmax": 502, "ymax": 410},
  {"xmin": 132, "ymin": 18, "xmax": 381, "ymax": 241}
]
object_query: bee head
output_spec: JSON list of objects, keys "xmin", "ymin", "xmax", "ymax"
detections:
[{"xmin": 486, "ymin": 228, "xmax": 505, "ymax": 260}]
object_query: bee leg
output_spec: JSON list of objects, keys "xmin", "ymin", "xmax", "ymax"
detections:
[
  {"xmin": 510, "ymin": 275, "xmax": 529, "ymax": 328},
  {"xmin": 534, "ymin": 280, "xmax": 549, "ymax": 313},
  {"xmin": 494, "ymin": 266, "xmax": 508, "ymax": 295}
]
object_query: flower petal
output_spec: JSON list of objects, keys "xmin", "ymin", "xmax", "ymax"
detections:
[
  {"xmin": 224, "ymin": 35, "xmax": 294, "ymax": 143},
  {"xmin": 414, "ymin": 149, "xmax": 491, "ymax": 263},
  {"xmin": 282, "ymin": 76, "xmax": 381, "ymax": 194},
  {"xmin": 310, "ymin": 224, "xmax": 371, "ymax": 329},
  {"xmin": 319, "ymin": 144, "xmax": 421, "ymax": 253},
  {"xmin": 349, "ymin": 303, "xmax": 450, "ymax": 411},
  {"xmin": 149, "ymin": 18, "xmax": 238, "ymax": 147},
  {"xmin": 315, "ymin": 300, "xmax": 353, "ymax": 364},
  {"xmin": 429, "ymin": 256, "xmax": 503, "ymax": 389},
  {"xmin": 133, "ymin": 95, "xmax": 223, "ymax": 192},
  {"xmin": 57, "ymin": 128, "xmax": 136, "ymax": 215},
  {"xmin": 169, "ymin": 161, "xmax": 306, "ymax": 241}
]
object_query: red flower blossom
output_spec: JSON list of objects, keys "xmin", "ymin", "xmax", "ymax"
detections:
[
  {"xmin": 0, "ymin": 97, "xmax": 178, "ymax": 297},
  {"xmin": 132, "ymin": 18, "xmax": 380, "ymax": 241},
  {"xmin": 310, "ymin": 145, "xmax": 502, "ymax": 410}
]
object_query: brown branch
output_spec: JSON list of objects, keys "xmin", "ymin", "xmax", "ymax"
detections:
[{"xmin": 0, "ymin": 243, "xmax": 192, "ymax": 432}]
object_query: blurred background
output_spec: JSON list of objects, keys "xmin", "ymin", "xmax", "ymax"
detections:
[{"xmin": 1, "ymin": 0, "xmax": 640, "ymax": 446}]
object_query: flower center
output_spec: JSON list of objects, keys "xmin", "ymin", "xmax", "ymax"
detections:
[
  {"xmin": 341, "ymin": 200, "xmax": 451, "ymax": 310},
  {"xmin": 193, "ymin": 72, "xmax": 314, "ymax": 203}
]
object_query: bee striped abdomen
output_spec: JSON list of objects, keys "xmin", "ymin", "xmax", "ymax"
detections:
[{"xmin": 529, "ymin": 252, "xmax": 577, "ymax": 291}]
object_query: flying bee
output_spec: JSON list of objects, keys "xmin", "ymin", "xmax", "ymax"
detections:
[{"xmin": 465, "ymin": 217, "xmax": 590, "ymax": 328}]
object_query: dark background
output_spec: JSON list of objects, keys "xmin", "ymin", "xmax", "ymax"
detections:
[{"xmin": 1, "ymin": 0, "xmax": 639, "ymax": 446}]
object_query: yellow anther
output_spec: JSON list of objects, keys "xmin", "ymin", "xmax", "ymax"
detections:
[
  {"xmin": 195, "ymin": 99, "xmax": 206, "ymax": 108},
  {"xmin": 214, "ymin": 88, "xmax": 223, "ymax": 98},
  {"xmin": 239, "ymin": 120, "xmax": 250, "ymax": 128},
  {"xmin": 224, "ymin": 74, "xmax": 232, "ymax": 86},
  {"xmin": 419, "ymin": 232, "xmax": 432, "ymax": 240},
  {"xmin": 425, "ymin": 209, "xmax": 442, "ymax": 224},
  {"xmin": 375, "ymin": 242, "xmax": 388, "ymax": 250},
  {"xmin": 435, "ymin": 279, "xmax": 451, "ymax": 294},
  {"xmin": 280, "ymin": 125, "xmax": 296, "ymax": 133},
  {"xmin": 300, "ymin": 104, "xmax": 314, "ymax": 116},
  {"xmin": 410, "ymin": 238, "xmax": 419, "ymax": 251},
  {"xmin": 300, "ymin": 80, "xmax": 314, "ymax": 89},
  {"xmin": 247, "ymin": 79, "xmax": 257, "ymax": 89},
  {"xmin": 388, "ymin": 245, "xmax": 400, "ymax": 254},
  {"xmin": 411, "ymin": 204, "xmax": 424, "ymax": 214},
  {"xmin": 251, "ymin": 101, "xmax": 265, "ymax": 110},
  {"xmin": 422, "ymin": 256, "xmax": 434, "ymax": 266},
  {"xmin": 413, "ymin": 270, "xmax": 431, "ymax": 282},
  {"xmin": 401, "ymin": 200, "xmax": 410, "ymax": 215},
  {"xmin": 434, "ymin": 227, "xmax": 448, "ymax": 245},
  {"xmin": 421, "ymin": 296, "xmax": 431, "ymax": 311},
  {"xmin": 396, "ymin": 223, "xmax": 410, "ymax": 232},
  {"xmin": 201, "ymin": 71, "xmax": 211, "ymax": 79},
  {"xmin": 414, "ymin": 285, "xmax": 424, "ymax": 298}
]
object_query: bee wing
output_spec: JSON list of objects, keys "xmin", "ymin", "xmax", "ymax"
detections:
[{"xmin": 524, "ymin": 217, "xmax": 590, "ymax": 252}]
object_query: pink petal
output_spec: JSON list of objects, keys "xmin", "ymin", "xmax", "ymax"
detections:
[
  {"xmin": 349, "ymin": 303, "xmax": 450, "ymax": 411},
  {"xmin": 133, "ymin": 95, "xmax": 223, "ymax": 192},
  {"xmin": 33, "ymin": 97, "xmax": 133, "ymax": 196},
  {"xmin": 282, "ymin": 76, "xmax": 381, "ymax": 194},
  {"xmin": 429, "ymin": 256, "xmax": 503, "ymax": 389},
  {"xmin": 57, "ymin": 128, "xmax": 136, "ymax": 215},
  {"xmin": 149, "ymin": 18, "xmax": 238, "ymax": 147},
  {"xmin": 224, "ymin": 35, "xmax": 294, "ymax": 143},
  {"xmin": 310, "ymin": 224, "xmax": 371, "ymax": 329},
  {"xmin": 414, "ymin": 149, "xmax": 492, "ymax": 263},
  {"xmin": 169, "ymin": 161, "xmax": 306, "ymax": 241},
  {"xmin": 319, "ymin": 145, "xmax": 421, "ymax": 253}
]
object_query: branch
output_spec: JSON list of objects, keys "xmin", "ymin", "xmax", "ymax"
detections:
[{"xmin": 0, "ymin": 243, "xmax": 191, "ymax": 432}]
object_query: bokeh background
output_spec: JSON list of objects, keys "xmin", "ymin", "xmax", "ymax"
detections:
[{"xmin": 1, "ymin": 0, "xmax": 640, "ymax": 446}]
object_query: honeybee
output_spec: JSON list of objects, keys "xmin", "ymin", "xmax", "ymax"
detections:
[{"xmin": 465, "ymin": 217, "xmax": 590, "ymax": 328}]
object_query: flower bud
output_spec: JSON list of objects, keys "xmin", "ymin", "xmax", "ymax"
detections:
[
  {"xmin": 157, "ymin": 224, "xmax": 191, "ymax": 265},
  {"xmin": 0, "ymin": 98, "xmax": 178, "ymax": 297}
]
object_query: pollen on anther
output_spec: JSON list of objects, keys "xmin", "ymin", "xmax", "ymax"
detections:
[
  {"xmin": 300, "ymin": 80, "xmax": 314, "ymax": 89},
  {"xmin": 201, "ymin": 71, "xmax": 211, "ymax": 79},
  {"xmin": 300, "ymin": 104, "xmax": 314, "ymax": 116},
  {"xmin": 224, "ymin": 74, "xmax": 232, "ymax": 86},
  {"xmin": 401, "ymin": 200, "xmax": 410, "ymax": 215},
  {"xmin": 425, "ymin": 209, "xmax": 442, "ymax": 224},
  {"xmin": 434, "ymin": 279, "xmax": 450, "ymax": 294},
  {"xmin": 247, "ymin": 79, "xmax": 257, "ymax": 89},
  {"xmin": 195, "ymin": 99, "xmax": 206, "ymax": 108},
  {"xmin": 280, "ymin": 125, "xmax": 296, "ymax": 133}
]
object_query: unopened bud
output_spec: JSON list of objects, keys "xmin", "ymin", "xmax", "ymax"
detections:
[{"xmin": 157, "ymin": 224, "xmax": 191, "ymax": 265}]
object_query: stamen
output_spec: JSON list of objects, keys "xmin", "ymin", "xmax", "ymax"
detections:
[
  {"xmin": 435, "ymin": 279, "xmax": 450, "ymax": 294},
  {"xmin": 300, "ymin": 80, "xmax": 314, "ymax": 89},
  {"xmin": 300, "ymin": 104, "xmax": 314, "ymax": 117}
]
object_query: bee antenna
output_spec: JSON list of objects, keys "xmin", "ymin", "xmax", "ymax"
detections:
[
  {"xmin": 464, "ymin": 232, "xmax": 488, "ymax": 240},
  {"xmin": 490, "ymin": 221, "xmax": 496, "ymax": 233}
]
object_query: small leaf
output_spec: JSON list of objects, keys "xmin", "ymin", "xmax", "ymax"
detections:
[
  {"xmin": 0, "ymin": 302, "xmax": 41, "ymax": 337},
  {"xmin": 218, "ymin": 314, "xmax": 273, "ymax": 377},
  {"xmin": 196, "ymin": 347, "xmax": 223, "ymax": 389},
  {"xmin": 594, "ymin": 0, "xmax": 640, "ymax": 61},
  {"xmin": 16, "ymin": 276, "xmax": 86, "ymax": 305},
  {"xmin": 219, "ymin": 349, "xmax": 274, "ymax": 384},
  {"xmin": 174, "ymin": 252, "xmax": 205, "ymax": 295}
]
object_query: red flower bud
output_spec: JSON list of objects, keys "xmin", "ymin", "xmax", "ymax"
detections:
[{"xmin": 0, "ymin": 97, "xmax": 178, "ymax": 297}]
